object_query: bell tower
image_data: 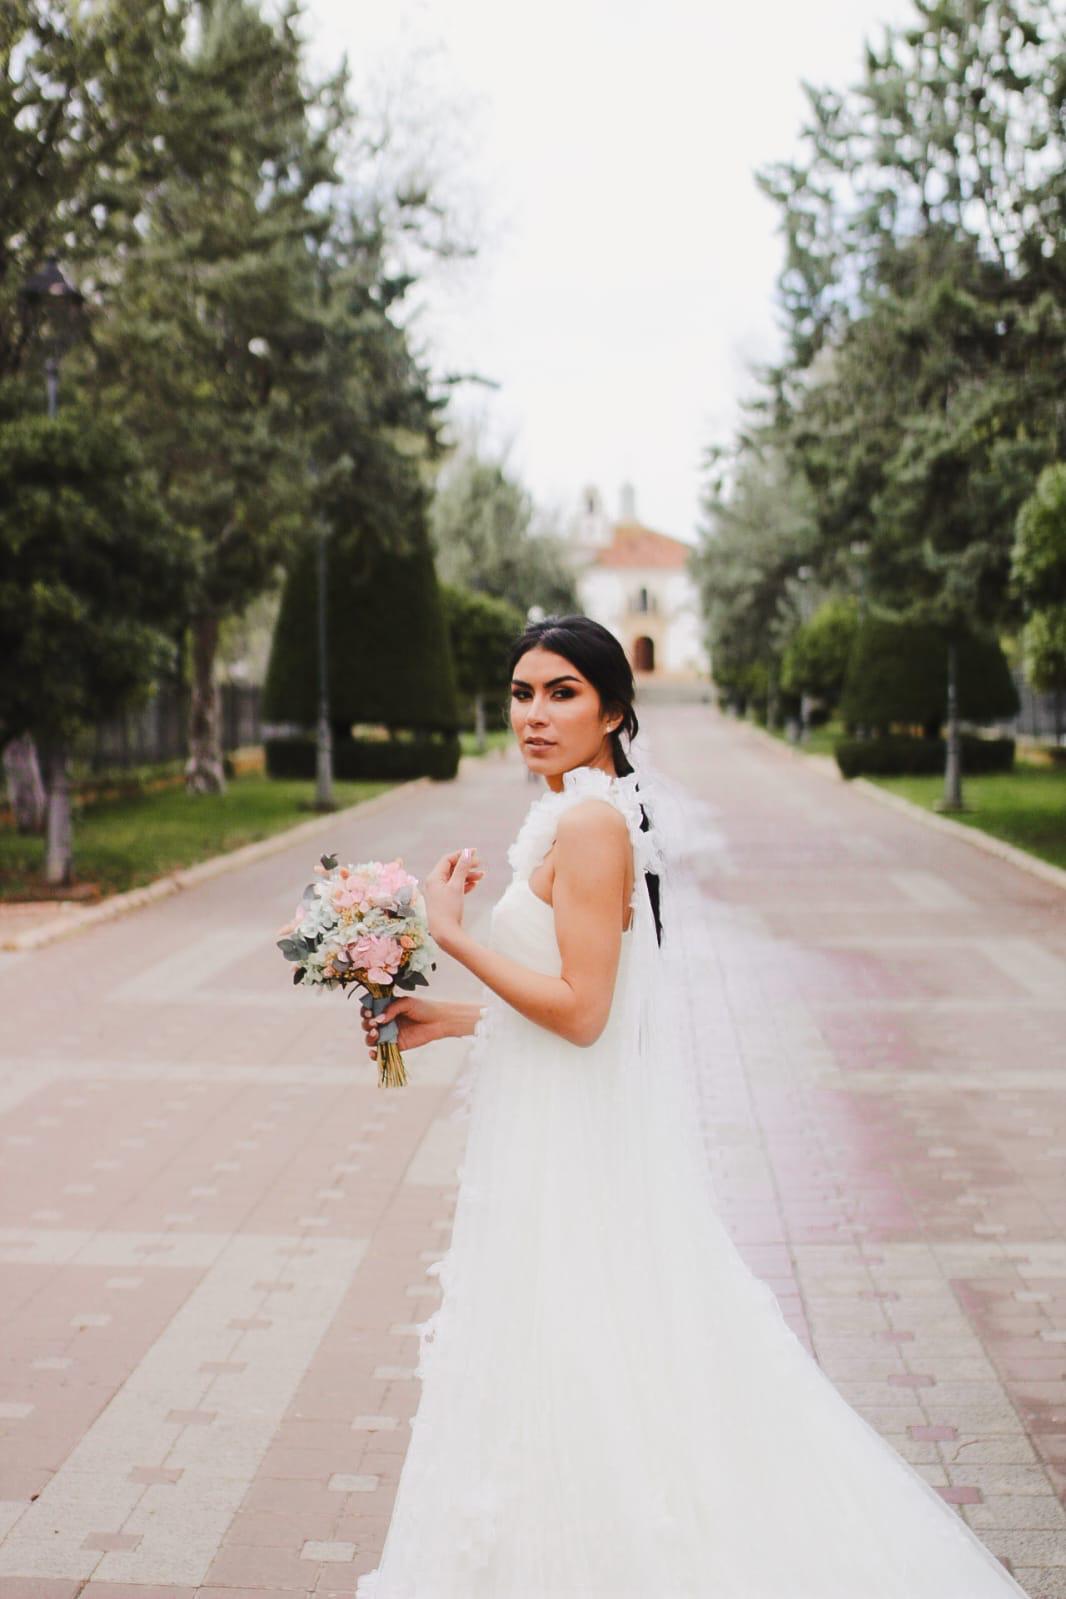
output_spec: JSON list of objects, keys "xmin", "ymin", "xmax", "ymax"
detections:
[{"xmin": 574, "ymin": 484, "xmax": 611, "ymax": 550}]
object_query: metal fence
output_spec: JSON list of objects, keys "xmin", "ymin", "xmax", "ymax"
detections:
[
  {"xmin": 1009, "ymin": 669, "xmax": 1065, "ymax": 744},
  {"xmin": 58, "ymin": 671, "xmax": 1066, "ymax": 770},
  {"xmin": 83, "ymin": 683, "xmax": 263, "ymax": 772}
]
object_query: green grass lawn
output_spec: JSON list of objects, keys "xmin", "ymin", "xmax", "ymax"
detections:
[
  {"xmin": 0, "ymin": 773, "xmax": 394, "ymax": 901},
  {"xmin": 866, "ymin": 764, "xmax": 1066, "ymax": 872},
  {"xmin": 459, "ymin": 728, "xmax": 512, "ymax": 757}
]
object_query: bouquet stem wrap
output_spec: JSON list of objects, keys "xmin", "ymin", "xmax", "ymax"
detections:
[{"xmin": 364, "ymin": 984, "xmax": 407, "ymax": 1088}]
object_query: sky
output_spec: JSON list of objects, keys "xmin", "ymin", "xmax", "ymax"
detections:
[{"xmin": 305, "ymin": 0, "xmax": 917, "ymax": 545}]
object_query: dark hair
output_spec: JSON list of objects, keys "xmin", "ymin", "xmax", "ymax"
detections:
[{"xmin": 506, "ymin": 614, "xmax": 662, "ymax": 944}]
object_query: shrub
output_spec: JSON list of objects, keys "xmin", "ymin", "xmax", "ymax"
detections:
[
  {"xmin": 439, "ymin": 584, "xmax": 524, "ymax": 729},
  {"xmin": 265, "ymin": 733, "xmax": 460, "ymax": 783},
  {"xmin": 781, "ymin": 597, "xmax": 859, "ymax": 708},
  {"xmin": 834, "ymin": 733, "xmax": 1015, "ymax": 779},
  {"xmin": 839, "ymin": 617, "xmax": 1019, "ymax": 734}
]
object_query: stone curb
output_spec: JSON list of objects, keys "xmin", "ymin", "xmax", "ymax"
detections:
[
  {"xmin": 731, "ymin": 715, "xmax": 1066, "ymax": 897},
  {"xmin": 851, "ymin": 776, "xmax": 1066, "ymax": 895},
  {"xmin": 0, "ymin": 775, "xmax": 434, "ymax": 955}
]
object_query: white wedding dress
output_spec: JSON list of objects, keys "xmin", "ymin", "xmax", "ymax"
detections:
[{"xmin": 356, "ymin": 765, "xmax": 1030, "ymax": 1598}]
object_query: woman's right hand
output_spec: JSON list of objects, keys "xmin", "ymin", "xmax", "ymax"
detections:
[{"xmin": 359, "ymin": 995, "xmax": 446, "ymax": 1061}]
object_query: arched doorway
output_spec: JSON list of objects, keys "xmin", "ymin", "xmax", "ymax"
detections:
[{"xmin": 634, "ymin": 635, "xmax": 655, "ymax": 672}]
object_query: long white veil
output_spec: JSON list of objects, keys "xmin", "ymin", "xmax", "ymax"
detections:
[{"xmin": 622, "ymin": 725, "xmax": 736, "ymax": 1210}]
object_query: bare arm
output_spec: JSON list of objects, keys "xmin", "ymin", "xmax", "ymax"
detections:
[{"xmin": 433, "ymin": 800, "xmax": 630, "ymax": 1048}]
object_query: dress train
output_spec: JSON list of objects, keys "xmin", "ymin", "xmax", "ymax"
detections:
[{"xmin": 356, "ymin": 766, "xmax": 1030, "ymax": 1598}]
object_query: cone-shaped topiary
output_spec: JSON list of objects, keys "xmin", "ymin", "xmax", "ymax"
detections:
[
  {"xmin": 839, "ymin": 616, "xmax": 1019, "ymax": 735},
  {"xmin": 263, "ymin": 511, "xmax": 460, "ymax": 778}
]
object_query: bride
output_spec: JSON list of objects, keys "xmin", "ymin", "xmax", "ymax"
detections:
[{"xmin": 354, "ymin": 615, "xmax": 1029, "ymax": 1597}]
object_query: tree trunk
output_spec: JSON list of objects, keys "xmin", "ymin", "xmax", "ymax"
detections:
[
  {"xmin": 185, "ymin": 613, "xmax": 227, "ymax": 795},
  {"xmin": 474, "ymin": 691, "xmax": 486, "ymax": 754},
  {"xmin": 942, "ymin": 639, "xmax": 963, "ymax": 811},
  {"xmin": 2, "ymin": 734, "xmax": 46, "ymax": 834},
  {"xmin": 43, "ymin": 738, "xmax": 73, "ymax": 887}
]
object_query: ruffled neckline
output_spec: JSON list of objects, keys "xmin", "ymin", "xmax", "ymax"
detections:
[{"xmin": 506, "ymin": 763, "xmax": 663, "ymax": 886}]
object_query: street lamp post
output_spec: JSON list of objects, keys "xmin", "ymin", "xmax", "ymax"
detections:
[
  {"xmin": 849, "ymin": 540, "xmax": 870, "ymax": 739},
  {"xmin": 20, "ymin": 257, "xmax": 85, "ymax": 887},
  {"xmin": 314, "ymin": 516, "xmax": 335, "ymax": 811},
  {"xmin": 796, "ymin": 564, "xmax": 814, "ymax": 743},
  {"xmin": 21, "ymin": 257, "xmax": 84, "ymax": 418}
]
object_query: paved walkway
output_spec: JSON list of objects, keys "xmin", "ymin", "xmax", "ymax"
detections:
[{"xmin": 1, "ymin": 707, "xmax": 1064, "ymax": 1597}]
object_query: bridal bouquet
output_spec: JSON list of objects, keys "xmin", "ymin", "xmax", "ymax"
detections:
[{"xmin": 276, "ymin": 851, "xmax": 436, "ymax": 1087}]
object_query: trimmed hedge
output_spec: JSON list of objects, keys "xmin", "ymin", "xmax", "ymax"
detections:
[
  {"xmin": 834, "ymin": 733, "xmax": 1016, "ymax": 779},
  {"xmin": 265, "ymin": 734, "xmax": 460, "ymax": 783}
]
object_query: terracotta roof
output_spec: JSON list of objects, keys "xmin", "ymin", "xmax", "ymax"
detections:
[{"xmin": 590, "ymin": 521, "xmax": 692, "ymax": 571}]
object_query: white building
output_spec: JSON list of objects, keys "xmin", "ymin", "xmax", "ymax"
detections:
[{"xmin": 572, "ymin": 485, "xmax": 709, "ymax": 681}]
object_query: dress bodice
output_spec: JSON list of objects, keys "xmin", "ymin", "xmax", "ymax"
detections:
[{"xmin": 484, "ymin": 764, "xmax": 661, "ymax": 984}]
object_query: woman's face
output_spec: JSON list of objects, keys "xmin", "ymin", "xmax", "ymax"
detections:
[{"xmin": 509, "ymin": 646, "xmax": 621, "ymax": 789}]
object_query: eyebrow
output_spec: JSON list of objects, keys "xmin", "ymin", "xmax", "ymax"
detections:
[{"xmin": 510, "ymin": 675, "xmax": 583, "ymax": 688}]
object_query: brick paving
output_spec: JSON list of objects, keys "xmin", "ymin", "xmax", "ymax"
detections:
[{"xmin": 0, "ymin": 707, "xmax": 1064, "ymax": 1597}]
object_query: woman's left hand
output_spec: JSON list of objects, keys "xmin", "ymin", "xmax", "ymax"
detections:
[{"xmin": 424, "ymin": 847, "xmax": 482, "ymax": 944}]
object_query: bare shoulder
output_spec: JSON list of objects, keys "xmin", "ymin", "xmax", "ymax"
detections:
[
  {"xmin": 556, "ymin": 796, "xmax": 629, "ymax": 837},
  {"xmin": 555, "ymin": 796, "xmax": 630, "ymax": 850},
  {"xmin": 552, "ymin": 799, "xmax": 633, "ymax": 943}
]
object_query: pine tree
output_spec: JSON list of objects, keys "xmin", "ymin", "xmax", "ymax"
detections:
[
  {"xmin": 1012, "ymin": 463, "xmax": 1066, "ymax": 739},
  {"xmin": 0, "ymin": 0, "xmax": 189, "ymax": 381},
  {"xmin": 0, "ymin": 406, "xmax": 194, "ymax": 882},
  {"xmin": 751, "ymin": 0, "xmax": 1065, "ymax": 804},
  {"xmin": 96, "ymin": 0, "xmax": 350, "ymax": 793},
  {"xmin": 430, "ymin": 446, "xmax": 579, "ymax": 614}
]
